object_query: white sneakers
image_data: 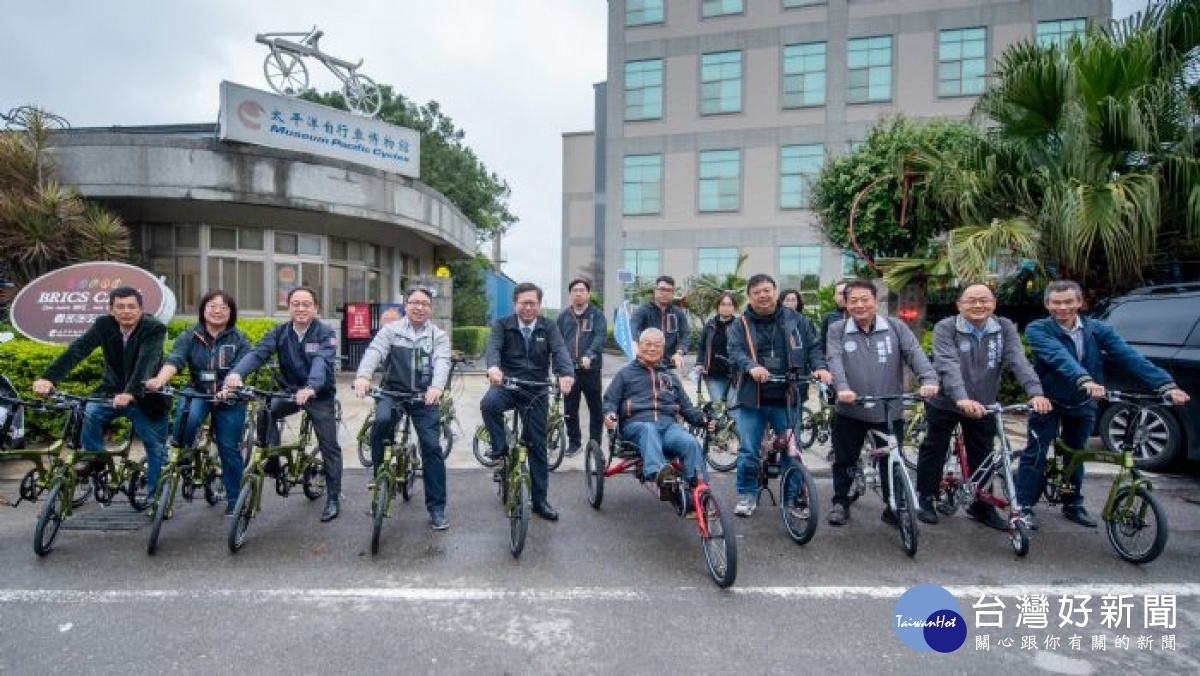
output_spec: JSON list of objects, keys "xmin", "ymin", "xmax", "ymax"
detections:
[{"xmin": 734, "ymin": 494, "xmax": 758, "ymax": 517}]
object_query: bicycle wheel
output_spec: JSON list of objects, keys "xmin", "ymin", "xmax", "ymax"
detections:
[
  {"xmin": 698, "ymin": 487, "xmax": 737, "ymax": 588},
  {"xmin": 892, "ymin": 462, "xmax": 918, "ymax": 558},
  {"xmin": 440, "ymin": 420, "xmax": 456, "ymax": 460},
  {"xmin": 33, "ymin": 482, "xmax": 66, "ymax": 557},
  {"xmin": 240, "ymin": 422, "xmax": 256, "ymax": 466},
  {"xmin": 71, "ymin": 478, "xmax": 93, "ymax": 508},
  {"xmin": 547, "ymin": 419, "xmax": 566, "ymax": 471},
  {"xmin": 584, "ymin": 440, "xmax": 605, "ymax": 508},
  {"xmin": 302, "ymin": 462, "xmax": 325, "ymax": 501},
  {"xmin": 508, "ymin": 476, "xmax": 529, "ymax": 559},
  {"xmin": 203, "ymin": 469, "xmax": 223, "ymax": 506},
  {"xmin": 147, "ymin": 473, "xmax": 177, "ymax": 556},
  {"xmin": 705, "ymin": 420, "xmax": 739, "ymax": 473},
  {"xmin": 263, "ymin": 51, "xmax": 309, "ymax": 95},
  {"xmin": 1011, "ymin": 520, "xmax": 1031, "ymax": 557},
  {"xmin": 796, "ymin": 407, "xmax": 818, "ymax": 449},
  {"xmin": 357, "ymin": 413, "xmax": 374, "ymax": 468},
  {"xmin": 399, "ymin": 445, "xmax": 414, "ymax": 503},
  {"xmin": 1106, "ymin": 486, "xmax": 1168, "ymax": 564},
  {"xmin": 127, "ymin": 464, "xmax": 149, "ymax": 511},
  {"xmin": 473, "ymin": 425, "xmax": 498, "ymax": 467},
  {"xmin": 370, "ymin": 475, "xmax": 390, "ymax": 556},
  {"xmin": 345, "ymin": 73, "xmax": 382, "ymax": 116},
  {"xmin": 227, "ymin": 480, "xmax": 256, "ymax": 553},
  {"xmin": 780, "ymin": 465, "xmax": 818, "ymax": 545}
]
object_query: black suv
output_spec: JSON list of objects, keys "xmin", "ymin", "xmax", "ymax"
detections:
[{"xmin": 1094, "ymin": 283, "xmax": 1200, "ymax": 470}]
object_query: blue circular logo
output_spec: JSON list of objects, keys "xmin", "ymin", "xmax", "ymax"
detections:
[{"xmin": 893, "ymin": 584, "xmax": 967, "ymax": 653}]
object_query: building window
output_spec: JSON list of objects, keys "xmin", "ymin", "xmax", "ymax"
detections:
[
  {"xmin": 237, "ymin": 260, "xmax": 265, "ymax": 312},
  {"xmin": 210, "ymin": 227, "xmax": 237, "ymax": 250},
  {"xmin": 782, "ymin": 42, "xmax": 826, "ymax": 108},
  {"xmin": 275, "ymin": 232, "xmax": 298, "ymax": 255},
  {"xmin": 176, "ymin": 225, "xmax": 200, "ymax": 249},
  {"xmin": 626, "ymin": 0, "xmax": 664, "ymax": 26},
  {"xmin": 623, "ymin": 249, "xmax": 660, "ymax": 284},
  {"xmin": 625, "ymin": 59, "xmax": 663, "ymax": 121},
  {"xmin": 698, "ymin": 248, "xmax": 740, "ymax": 276},
  {"xmin": 698, "ymin": 149, "xmax": 741, "ymax": 212},
  {"xmin": 847, "ymin": 36, "xmax": 892, "ymax": 103},
  {"xmin": 939, "ymin": 27, "xmax": 987, "ymax": 97},
  {"xmin": 779, "ymin": 246, "xmax": 822, "ymax": 293},
  {"xmin": 622, "ymin": 154, "xmax": 663, "ymax": 215},
  {"xmin": 700, "ymin": 51, "xmax": 742, "ymax": 115},
  {"xmin": 298, "ymin": 234, "xmax": 323, "ymax": 256},
  {"xmin": 702, "ymin": 0, "xmax": 743, "ymax": 18},
  {"xmin": 783, "ymin": 0, "xmax": 825, "ymax": 7},
  {"xmin": 1036, "ymin": 18, "xmax": 1087, "ymax": 48},
  {"xmin": 780, "ymin": 144, "xmax": 824, "ymax": 209},
  {"xmin": 239, "ymin": 228, "xmax": 264, "ymax": 251},
  {"xmin": 842, "ymin": 251, "xmax": 864, "ymax": 276}
]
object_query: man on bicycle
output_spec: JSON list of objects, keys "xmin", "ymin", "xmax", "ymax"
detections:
[
  {"xmin": 352, "ymin": 287, "xmax": 452, "ymax": 530},
  {"xmin": 726, "ymin": 274, "xmax": 830, "ymax": 517},
  {"xmin": 603, "ymin": 328, "xmax": 709, "ymax": 496},
  {"xmin": 481, "ymin": 282, "xmax": 575, "ymax": 521},
  {"xmin": 1015, "ymin": 280, "xmax": 1189, "ymax": 529},
  {"xmin": 223, "ymin": 286, "xmax": 343, "ymax": 523},
  {"xmin": 33, "ymin": 286, "xmax": 170, "ymax": 497},
  {"xmin": 557, "ymin": 278, "xmax": 607, "ymax": 457},
  {"xmin": 631, "ymin": 275, "xmax": 690, "ymax": 370},
  {"xmin": 914, "ymin": 284, "xmax": 1051, "ymax": 528},
  {"xmin": 825, "ymin": 280, "xmax": 939, "ymax": 526}
]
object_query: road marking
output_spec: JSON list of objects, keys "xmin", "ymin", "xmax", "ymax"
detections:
[{"xmin": 2, "ymin": 584, "xmax": 1199, "ymax": 603}]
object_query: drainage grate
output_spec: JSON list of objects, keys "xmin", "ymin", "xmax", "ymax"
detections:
[{"xmin": 62, "ymin": 503, "xmax": 146, "ymax": 531}]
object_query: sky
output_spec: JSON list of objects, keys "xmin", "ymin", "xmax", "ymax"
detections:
[{"xmin": 0, "ymin": 0, "xmax": 1154, "ymax": 308}]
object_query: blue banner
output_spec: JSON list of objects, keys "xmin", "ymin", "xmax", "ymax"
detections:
[{"xmin": 613, "ymin": 301, "xmax": 635, "ymax": 360}]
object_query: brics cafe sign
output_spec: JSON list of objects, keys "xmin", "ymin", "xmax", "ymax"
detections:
[
  {"xmin": 218, "ymin": 81, "xmax": 420, "ymax": 179},
  {"xmin": 9, "ymin": 262, "xmax": 176, "ymax": 345}
]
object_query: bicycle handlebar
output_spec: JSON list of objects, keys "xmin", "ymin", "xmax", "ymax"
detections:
[
  {"xmin": 984, "ymin": 403, "xmax": 1029, "ymax": 415},
  {"xmin": 157, "ymin": 386, "xmax": 221, "ymax": 401},
  {"xmin": 369, "ymin": 387, "xmax": 427, "ymax": 403},
  {"xmin": 763, "ymin": 372, "xmax": 815, "ymax": 385},
  {"xmin": 0, "ymin": 392, "xmax": 69, "ymax": 413},
  {"xmin": 855, "ymin": 393, "xmax": 924, "ymax": 407},
  {"xmin": 502, "ymin": 377, "xmax": 558, "ymax": 392},
  {"xmin": 1105, "ymin": 391, "xmax": 1174, "ymax": 405}
]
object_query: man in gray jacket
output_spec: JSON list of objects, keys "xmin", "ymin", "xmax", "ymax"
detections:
[
  {"xmin": 826, "ymin": 280, "xmax": 939, "ymax": 526},
  {"xmin": 914, "ymin": 284, "xmax": 1051, "ymax": 529},
  {"xmin": 352, "ymin": 288, "xmax": 452, "ymax": 530}
]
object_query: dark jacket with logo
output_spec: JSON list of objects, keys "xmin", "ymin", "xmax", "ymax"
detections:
[
  {"xmin": 603, "ymin": 358, "xmax": 705, "ymax": 426},
  {"xmin": 556, "ymin": 304, "xmax": 607, "ymax": 368},
  {"xmin": 41, "ymin": 314, "xmax": 170, "ymax": 416},
  {"xmin": 696, "ymin": 315, "xmax": 735, "ymax": 379},
  {"xmin": 727, "ymin": 306, "xmax": 825, "ymax": 409},
  {"xmin": 631, "ymin": 301, "xmax": 691, "ymax": 359},
  {"xmin": 165, "ymin": 324, "xmax": 252, "ymax": 393},
  {"xmin": 231, "ymin": 320, "xmax": 338, "ymax": 399},
  {"xmin": 484, "ymin": 315, "xmax": 574, "ymax": 384}
]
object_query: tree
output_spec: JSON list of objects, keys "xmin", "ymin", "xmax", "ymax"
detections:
[
  {"xmin": 682, "ymin": 250, "xmax": 748, "ymax": 325},
  {"xmin": 303, "ymin": 87, "xmax": 517, "ymax": 244},
  {"xmin": 447, "ymin": 253, "xmax": 492, "ymax": 327}
]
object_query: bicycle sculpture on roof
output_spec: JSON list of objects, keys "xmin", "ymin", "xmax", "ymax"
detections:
[{"xmin": 255, "ymin": 25, "xmax": 383, "ymax": 117}]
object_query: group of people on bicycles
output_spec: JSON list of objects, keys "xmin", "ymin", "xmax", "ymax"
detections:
[{"xmin": 25, "ymin": 270, "xmax": 1191, "ymax": 546}]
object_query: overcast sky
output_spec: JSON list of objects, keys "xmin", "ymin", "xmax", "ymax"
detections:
[{"xmin": 1, "ymin": 1, "xmax": 1152, "ymax": 308}]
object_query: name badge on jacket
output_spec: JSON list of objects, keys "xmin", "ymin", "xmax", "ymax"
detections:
[{"xmin": 305, "ymin": 342, "xmax": 320, "ymax": 354}]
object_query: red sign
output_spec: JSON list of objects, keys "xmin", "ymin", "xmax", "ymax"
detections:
[
  {"xmin": 345, "ymin": 302, "xmax": 372, "ymax": 340},
  {"xmin": 9, "ymin": 262, "xmax": 169, "ymax": 344}
]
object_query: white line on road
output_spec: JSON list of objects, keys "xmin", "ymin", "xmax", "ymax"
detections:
[{"xmin": 2, "ymin": 584, "xmax": 1199, "ymax": 604}]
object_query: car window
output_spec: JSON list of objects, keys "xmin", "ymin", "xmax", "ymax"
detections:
[{"xmin": 1103, "ymin": 298, "xmax": 1198, "ymax": 346}]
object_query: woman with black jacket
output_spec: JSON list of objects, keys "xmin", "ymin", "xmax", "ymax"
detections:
[{"xmin": 693, "ymin": 292, "xmax": 739, "ymax": 403}]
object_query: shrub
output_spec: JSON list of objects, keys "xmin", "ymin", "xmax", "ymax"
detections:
[{"xmin": 451, "ymin": 326, "xmax": 490, "ymax": 357}]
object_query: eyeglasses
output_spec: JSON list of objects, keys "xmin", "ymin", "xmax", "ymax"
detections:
[
  {"xmin": 960, "ymin": 298, "xmax": 994, "ymax": 306},
  {"xmin": 655, "ymin": 286, "xmax": 674, "ymax": 293},
  {"xmin": 289, "ymin": 301, "xmax": 315, "ymax": 308},
  {"xmin": 406, "ymin": 300, "xmax": 431, "ymax": 308}
]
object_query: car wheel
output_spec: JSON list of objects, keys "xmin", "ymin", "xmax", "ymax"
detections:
[{"xmin": 1099, "ymin": 402, "xmax": 1182, "ymax": 472}]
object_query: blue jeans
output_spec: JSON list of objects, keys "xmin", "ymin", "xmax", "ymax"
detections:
[
  {"xmin": 172, "ymin": 394, "xmax": 246, "ymax": 506},
  {"xmin": 621, "ymin": 419, "xmax": 706, "ymax": 482},
  {"xmin": 705, "ymin": 376, "xmax": 730, "ymax": 404},
  {"xmin": 370, "ymin": 394, "xmax": 447, "ymax": 512},
  {"xmin": 1015, "ymin": 408, "xmax": 1094, "ymax": 509},
  {"xmin": 481, "ymin": 385, "xmax": 550, "ymax": 503},
  {"xmin": 734, "ymin": 405, "xmax": 791, "ymax": 496},
  {"xmin": 82, "ymin": 401, "xmax": 168, "ymax": 496}
]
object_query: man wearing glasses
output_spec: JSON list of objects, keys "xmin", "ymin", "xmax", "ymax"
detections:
[
  {"xmin": 225, "ymin": 286, "xmax": 344, "ymax": 522},
  {"xmin": 481, "ymin": 283, "xmax": 575, "ymax": 521},
  {"xmin": 631, "ymin": 275, "xmax": 690, "ymax": 370},
  {"xmin": 352, "ymin": 288, "xmax": 452, "ymax": 530}
]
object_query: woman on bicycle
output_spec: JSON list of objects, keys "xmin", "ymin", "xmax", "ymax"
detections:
[
  {"xmin": 145, "ymin": 290, "xmax": 251, "ymax": 515},
  {"xmin": 694, "ymin": 292, "xmax": 739, "ymax": 403}
]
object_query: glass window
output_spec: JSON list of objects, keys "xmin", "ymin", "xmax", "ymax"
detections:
[
  {"xmin": 779, "ymin": 246, "xmax": 822, "ymax": 292},
  {"xmin": 328, "ymin": 265, "xmax": 347, "ymax": 310},
  {"xmin": 177, "ymin": 256, "xmax": 200, "ymax": 312},
  {"xmin": 842, "ymin": 251, "xmax": 864, "ymax": 276},
  {"xmin": 210, "ymin": 227, "xmax": 237, "ymax": 250},
  {"xmin": 625, "ymin": 59, "xmax": 663, "ymax": 121},
  {"xmin": 626, "ymin": 0, "xmax": 664, "ymax": 26},
  {"xmin": 215, "ymin": 257, "xmax": 237, "ymax": 296},
  {"xmin": 782, "ymin": 42, "xmax": 826, "ymax": 108},
  {"xmin": 1036, "ymin": 18, "xmax": 1087, "ymax": 48},
  {"xmin": 702, "ymin": 0, "xmax": 743, "ymax": 18},
  {"xmin": 698, "ymin": 149, "xmax": 741, "ymax": 212},
  {"xmin": 622, "ymin": 249, "xmax": 660, "ymax": 284},
  {"xmin": 238, "ymin": 260, "xmax": 264, "ymax": 312},
  {"xmin": 275, "ymin": 233, "xmax": 298, "ymax": 255},
  {"xmin": 1105, "ymin": 300, "xmax": 1197, "ymax": 346},
  {"xmin": 700, "ymin": 51, "xmax": 742, "ymax": 115},
  {"xmin": 301, "ymin": 263, "xmax": 324, "ymax": 303},
  {"xmin": 330, "ymin": 238, "xmax": 347, "ymax": 261},
  {"xmin": 847, "ymin": 36, "xmax": 892, "ymax": 103},
  {"xmin": 175, "ymin": 224, "xmax": 200, "ymax": 249},
  {"xmin": 150, "ymin": 224, "xmax": 173, "ymax": 251},
  {"xmin": 622, "ymin": 154, "xmax": 663, "ymax": 215},
  {"xmin": 698, "ymin": 248, "xmax": 739, "ymax": 276},
  {"xmin": 783, "ymin": 0, "xmax": 825, "ymax": 6},
  {"xmin": 780, "ymin": 144, "xmax": 824, "ymax": 209},
  {"xmin": 369, "ymin": 270, "xmax": 384, "ymax": 303},
  {"xmin": 298, "ymin": 234, "xmax": 322, "ymax": 256},
  {"xmin": 239, "ymin": 227, "xmax": 264, "ymax": 251},
  {"xmin": 939, "ymin": 27, "xmax": 987, "ymax": 96},
  {"xmin": 364, "ymin": 244, "xmax": 380, "ymax": 268},
  {"xmin": 275, "ymin": 263, "xmax": 299, "ymax": 310},
  {"xmin": 348, "ymin": 268, "xmax": 367, "ymax": 304}
]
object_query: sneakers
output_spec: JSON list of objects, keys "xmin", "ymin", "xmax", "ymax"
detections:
[
  {"xmin": 484, "ymin": 448, "xmax": 508, "ymax": 463},
  {"xmin": 655, "ymin": 465, "xmax": 677, "ymax": 501},
  {"xmin": 1062, "ymin": 505, "xmax": 1098, "ymax": 528},
  {"xmin": 429, "ymin": 508, "xmax": 449, "ymax": 531},
  {"xmin": 565, "ymin": 441, "xmax": 582, "ymax": 457},
  {"xmin": 827, "ymin": 502, "xmax": 849, "ymax": 526},
  {"xmin": 224, "ymin": 501, "xmax": 237, "ymax": 517},
  {"xmin": 917, "ymin": 496, "xmax": 939, "ymax": 525},
  {"xmin": 320, "ymin": 498, "xmax": 340, "ymax": 522},
  {"xmin": 967, "ymin": 500, "xmax": 1008, "ymax": 531},
  {"xmin": 733, "ymin": 494, "xmax": 758, "ymax": 517},
  {"xmin": 1021, "ymin": 507, "xmax": 1038, "ymax": 531},
  {"xmin": 880, "ymin": 507, "xmax": 899, "ymax": 526}
]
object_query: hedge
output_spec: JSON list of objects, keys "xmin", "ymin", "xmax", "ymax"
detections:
[{"xmin": 452, "ymin": 326, "xmax": 490, "ymax": 357}]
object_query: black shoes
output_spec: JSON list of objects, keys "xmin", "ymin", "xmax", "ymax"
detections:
[
  {"xmin": 880, "ymin": 507, "xmax": 899, "ymax": 526},
  {"xmin": 565, "ymin": 442, "xmax": 582, "ymax": 457},
  {"xmin": 917, "ymin": 497, "xmax": 939, "ymax": 525},
  {"xmin": 485, "ymin": 448, "xmax": 508, "ymax": 462},
  {"xmin": 967, "ymin": 500, "xmax": 1009, "ymax": 531},
  {"xmin": 320, "ymin": 498, "xmax": 340, "ymax": 522},
  {"xmin": 531, "ymin": 500, "xmax": 559, "ymax": 521},
  {"xmin": 1062, "ymin": 505, "xmax": 1098, "ymax": 528}
]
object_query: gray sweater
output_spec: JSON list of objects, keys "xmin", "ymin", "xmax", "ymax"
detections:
[
  {"xmin": 355, "ymin": 318, "xmax": 451, "ymax": 391},
  {"xmin": 929, "ymin": 314, "xmax": 1042, "ymax": 411},
  {"xmin": 827, "ymin": 315, "xmax": 936, "ymax": 423}
]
